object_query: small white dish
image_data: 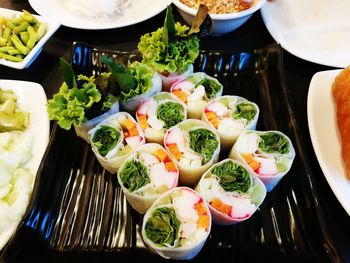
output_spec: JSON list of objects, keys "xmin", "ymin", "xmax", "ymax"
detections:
[
  {"xmin": 0, "ymin": 79, "xmax": 50, "ymax": 250},
  {"xmin": 261, "ymin": 0, "xmax": 350, "ymax": 68},
  {"xmin": 29, "ymin": 0, "xmax": 170, "ymax": 30},
  {"xmin": 0, "ymin": 8, "xmax": 60, "ymax": 69},
  {"xmin": 307, "ymin": 69, "xmax": 350, "ymax": 216}
]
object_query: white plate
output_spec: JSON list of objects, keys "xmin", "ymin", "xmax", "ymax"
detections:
[
  {"xmin": 0, "ymin": 79, "xmax": 50, "ymax": 250},
  {"xmin": 307, "ymin": 69, "xmax": 350, "ymax": 216},
  {"xmin": 261, "ymin": 0, "xmax": 350, "ymax": 68},
  {"xmin": 0, "ymin": 8, "xmax": 60, "ymax": 69},
  {"xmin": 29, "ymin": 0, "xmax": 170, "ymax": 30}
]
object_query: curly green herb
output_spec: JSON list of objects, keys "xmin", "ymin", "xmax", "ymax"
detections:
[
  {"xmin": 119, "ymin": 159, "xmax": 150, "ymax": 192},
  {"xmin": 233, "ymin": 102, "xmax": 257, "ymax": 122},
  {"xmin": 212, "ymin": 161, "xmax": 251, "ymax": 193},
  {"xmin": 145, "ymin": 207, "xmax": 180, "ymax": 247},
  {"xmin": 189, "ymin": 128, "xmax": 218, "ymax": 163},
  {"xmin": 157, "ymin": 101, "xmax": 185, "ymax": 129},
  {"xmin": 92, "ymin": 125, "xmax": 120, "ymax": 156},
  {"xmin": 259, "ymin": 132, "xmax": 289, "ymax": 154},
  {"xmin": 195, "ymin": 78, "xmax": 222, "ymax": 100}
]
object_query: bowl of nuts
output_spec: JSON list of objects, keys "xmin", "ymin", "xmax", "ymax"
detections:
[{"xmin": 173, "ymin": 0, "xmax": 266, "ymax": 36}]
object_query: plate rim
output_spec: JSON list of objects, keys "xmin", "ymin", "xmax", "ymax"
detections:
[
  {"xmin": 28, "ymin": 0, "xmax": 171, "ymax": 30},
  {"xmin": 260, "ymin": 3, "xmax": 348, "ymax": 68},
  {"xmin": 307, "ymin": 69, "xmax": 350, "ymax": 216},
  {"xmin": 0, "ymin": 79, "xmax": 50, "ymax": 251}
]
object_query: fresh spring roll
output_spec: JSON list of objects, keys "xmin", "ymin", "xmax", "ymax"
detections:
[
  {"xmin": 47, "ymin": 59, "xmax": 120, "ymax": 143},
  {"xmin": 202, "ymin": 95, "xmax": 259, "ymax": 150},
  {"xmin": 171, "ymin": 72, "xmax": 223, "ymax": 119},
  {"xmin": 89, "ymin": 112, "xmax": 145, "ymax": 174},
  {"xmin": 142, "ymin": 187, "xmax": 211, "ymax": 260},
  {"xmin": 136, "ymin": 92, "xmax": 187, "ymax": 145},
  {"xmin": 164, "ymin": 119, "xmax": 220, "ymax": 186},
  {"xmin": 117, "ymin": 143, "xmax": 179, "ymax": 214},
  {"xmin": 137, "ymin": 6, "xmax": 210, "ymax": 91},
  {"xmin": 195, "ymin": 159, "xmax": 266, "ymax": 225},
  {"xmin": 102, "ymin": 56, "xmax": 162, "ymax": 112},
  {"xmin": 229, "ymin": 130, "xmax": 295, "ymax": 192}
]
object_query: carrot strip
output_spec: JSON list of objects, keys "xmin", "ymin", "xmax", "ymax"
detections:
[
  {"xmin": 205, "ymin": 111, "xmax": 217, "ymax": 121},
  {"xmin": 137, "ymin": 115, "xmax": 149, "ymax": 130},
  {"xmin": 172, "ymin": 89, "xmax": 187, "ymax": 102},
  {"xmin": 168, "ymin": 144, "xmax": 181, "ymax": 161},
  {"xmin": 129, "ymin": 127, "xmax": 139, "ymax": 136},
  {"xmin": 194, "ymin": 202, "xmax": 207, "ymax": 215},
  {"xmin": 153, "ymin": 148, "xmax": 168, "ymax": 162},
  {"xmin": 122, "ymin": 119, "xmax": 136, "ymax": 131},
  {"xmin": 165, "ymin": 161, "xmax": 177, "ymax": 172},
  {"xmin": 197, "ymin": 215, "xmax": 210, "ymax": 230},
  {"xmin": 210, "ymin": 198, "xmax": 231, "ymax": 215}
]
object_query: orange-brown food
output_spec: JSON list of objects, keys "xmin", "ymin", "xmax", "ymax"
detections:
[
  {"xmin": 332, "ymin": 66, "xmax": 350, "ymax": 179},
  {"xmin": 180, "ymin": 0, "xmax": 255, "ymax": 14}
]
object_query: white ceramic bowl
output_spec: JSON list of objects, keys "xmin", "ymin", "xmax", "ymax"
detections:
[{"xmin": 172, "ymin": 0, "xmax": 266, "ymax": 36}]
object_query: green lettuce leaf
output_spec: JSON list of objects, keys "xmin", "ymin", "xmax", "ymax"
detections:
[
  {"xmin": 47, "ymin": 76, "xmax": 101, "ymax": 130},
  {"xmin": 145, "ymin": 206, "xmax": 180, "ymax": 247},
  {"xmin": 138, "ymin": 22, "xmax": 199, "ymax": 73},
  {"xmin": 92, "ymin": 125, "xmax": 121, "ymax": 157},
  {"xmin": 212, "ymin": 161, "xmax": 251, "ymax": 193},
  {"xmin": 119, "ymin": 159, "xmax": 150, "ymax": 192},
  {"xmin": 258, "ymin": 132, "xmax": 289, "ymax": 154},
  {"xmin": 156, "ymin": 101, "xmax": 185, "ymax": 129},
  {"xmin": 195, "ymin": 78, "xmax": 222, "ymax": 100},
  {"xmin": 233, "ymin": 102, "xmax": 257, "ymax": 122},
  {"xmin": 189, "ymin": 128, "xmax": 218, "ymax": 163},
  {"xmin": 121, "ymin": 62, "xmax": 154, "ymax": 101}
]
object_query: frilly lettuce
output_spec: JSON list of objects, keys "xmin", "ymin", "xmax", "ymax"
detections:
[
  {"xmin": 138, "ymin": 22, "xmax": 199, "ymax": 74},
  {"xmin": 47, "ymin": 75, "xmax": 101, "ymax": 130},
  {"xmin": 121, "ymin": 62, "xmax": 155, "ymax": 101}
]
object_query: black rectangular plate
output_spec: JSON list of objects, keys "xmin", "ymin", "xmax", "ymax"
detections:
[{"xmin": 0, "ymin": 42, "xmax": 342, "ymax": 262}]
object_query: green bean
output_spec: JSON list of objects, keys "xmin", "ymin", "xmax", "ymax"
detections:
[
  {"xmin": 26, "ymin": 26, "xmax": 37, "ymax": 50},
  {"xmin": 13, "ymin": 21, "xmax": 29, "ymax": 34},
  {"xmin": 0, "ymin": 38, "xmax": 6, "ymax": 47},
  {"xmin": 6, "ymin": 38, "xmax": 13, "ymax": 47},
  {"xmin": 0, "ymin": 52, "xmax": 23, "ymax": 62},
  {"xmin": 0, "ymin": 46, "xmax": 21, "ymax": 56},
  {"xmin": 20, "ymin": 10, "xmax": 38, "ymax": 24},
  {"xmin": 10, "ymin": 33, "xmax": 29, "ymax": 55},
  {"xmin": 10, "ymin": 17, "xmax": 22, "ymax": 26},
  {"xmin": 19, "ymin": 31, "xmax": 29, "ymax": 45},
  {"xmin": 36, "ymin": 23, "xmax": 47, "ymax": 39},
  {"xmin": 5, "ymin": 21, "xmax": 14, "ymax": 30},
  {"xmin": 2, "ymin": 27, "xmax": 12, "ymax": 41}
]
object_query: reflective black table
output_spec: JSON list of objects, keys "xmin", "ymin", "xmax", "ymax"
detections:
[{"xmin": 0, "ymin": 1, "xmax": 348, "ymax": 263}]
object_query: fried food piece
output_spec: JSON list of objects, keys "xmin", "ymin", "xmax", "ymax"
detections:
[{"xmin": 332, "ymin": 66, "xmax": 350, "ymax": 179}]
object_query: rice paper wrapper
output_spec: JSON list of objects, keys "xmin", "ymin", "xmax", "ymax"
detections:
[
  {"xmin": 136, "ymin": 92, "xmax": 187, "ymax": 145},
  {"xmin": 195, "ymin": 159, "xmax": 266, "ymax": 225},
  {"xmin": 164, "ymin": 119, "xmax": 221, "ymax": 186},
  {"xmin": 229, "ymin": 130, "xmax": 296, "ymax": 192},
  {"xmin": 74, "ymin": 101, "xmax": 120, "ymax": 143},
  {"xmin": 89, "ymin": 112, "xmax": 145, "ymax": 174},
  {"xmin": 160, "ymin": 64, "xmax": 193, "ymax": 92},
  {"xmin": 120, "ymin": 71, "xmax": 162, "ymax": 112},
  {"xmin": 171, "ymin": 72, "xmax": 223, "ymax": 119},
  {"xmin": 141, "ymin": 187, "xmax": 211, "ymax": 260},
  {"xmin": 202, "ymin": 95, "xmax": 259, "ymax": 151},
  {"xmin": 117, "ymin": 143, "xmax": 179, "ymax": 214}
]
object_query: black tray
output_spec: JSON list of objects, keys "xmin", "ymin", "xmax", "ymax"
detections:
[{"xmin": 0, "ymin": 42, "xmax": 342, "ymax": 262}]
